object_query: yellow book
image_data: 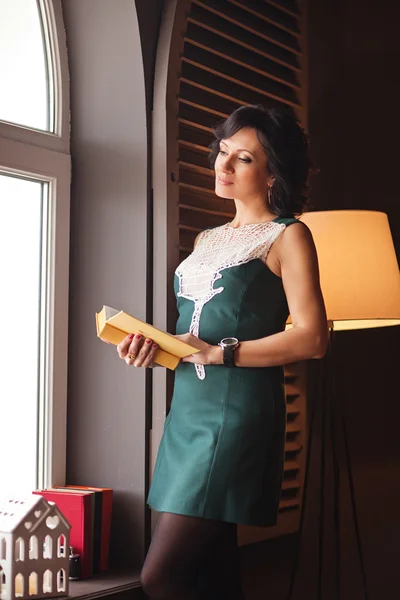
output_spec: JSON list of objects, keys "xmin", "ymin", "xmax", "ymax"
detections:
[{"xmin": 96, "ymin": 305, "xmax": 199, "ymax": 370}]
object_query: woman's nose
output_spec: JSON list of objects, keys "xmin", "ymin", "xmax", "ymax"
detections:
[{"xmin": 221, "ymin": 156, "xmax": 234, "ymax": 173}]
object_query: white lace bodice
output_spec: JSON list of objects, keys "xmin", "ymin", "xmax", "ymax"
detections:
[{"xmin": 176, "ymin": 221, "xmax": 286, "ymax": 380}]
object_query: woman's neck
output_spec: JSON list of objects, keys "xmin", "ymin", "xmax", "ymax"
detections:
[{"xmin": 229, "ymin": 201, "xmax": 276, "ymax": 228}]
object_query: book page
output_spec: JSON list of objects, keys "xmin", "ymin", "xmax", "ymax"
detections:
[{"xmin": 104, "ymin": 305, "xmax": 121, "ymax": 321}]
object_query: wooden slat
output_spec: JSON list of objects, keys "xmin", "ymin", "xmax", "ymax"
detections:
[
  {"xmin": 179, "ymin": 138, "xmax": 210, "ymax": 154},
  {"xmin": 281, "ymin": 479, "xmax": 301, "ymax": 491},
  {"xmin": 228, "ymin": 0, "xmax": 300, "ymax": 37},
  {"xmin": 193, "ymin": 1, "xmax": 301, "ymax": 55},
  {"xmin": 284, "ymin": 460, "xmax": 301, "ymax": 472},
  {"xmin": 179, "ymin": 182, "xmax": 216, "ymax": 197},
  {"xmin": 285, "ymin": 441, "xmax": 302, "ymax": 453},
  {"xmin": 179, "ymin": 203, "xmax": 234, "ymax": 220},
  {"xmin": 179, "ymin": 169, "xmax": 214, "ymax": 193},
  {"xmin": 180, "ymin": 206, "xmax": 227, "ymax": 231},
  {"xmin": 285, "ymin": 383, "xmax": 301, "ymax": 396},
  {"xmin": 264, "ymin": 0, "xmax": 300, "ymax": 19},
  {"xmin": 179, "ymin": 246, "xmax": 193, "ymax": 254},
  {"xmin": 279, "ymin": 498, "xmax": 300, "ymax": 511},
  {"xmin": 181, "ymin": 64, "xmax": 297, "ymax": 111},
  {"xmin": 179, "ymin": 117, "xmax": 212, "ymax": 134},
  {"xmin": 179, "ymin": 120, "xmax": 213, "ymax": 148},
  {"xmin": 180, "ymin": 187, "xmax": 235, "ymax": 214},
  {"xmin": 284, "ymin": 363, "xmax": 302, "ymax": 376},
  {"xmin": 180, "ymin": 81, "xmax": 251, "ymax": 119},
  {"xmin": 179, "ymin": 160, "xmax": 213, "ymax": 177},
  {"xmin": 286, "ymin": 404, "xmax": 301, "ymax": 415},
  {"xmin": 286, "ymin": 422, "xmax": 301, "ymax": 434},
  {"xmin": 179, "ymin": 104, "xmax": 223, "ymax": 132},
  {"xmin": 187, "ymin": 9, "xmax": 300, "ymax": 72},
  {"xmin": 181, "ymin": 53, "xmax": 300, "ymax": 107},
  {"xmin": 179, "ymin": 224, "xmax": 202, "ymax": 234},
  {"xmin": 184, "ymin": 34, "xmax": 300, "ymax": 91},
  {"xmin": 179, "ymin": 148, "xmax": 211, "ymax": 171}
]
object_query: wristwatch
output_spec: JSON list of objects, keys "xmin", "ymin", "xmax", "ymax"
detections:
[{"xmin": 218, "ymin": 337, "xmax": 240, "ymax": 367}]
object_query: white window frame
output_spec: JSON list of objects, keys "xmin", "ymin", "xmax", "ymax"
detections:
[{"xmin": 0, "ymin": 0, "xmax": 70, "ymax": 490}]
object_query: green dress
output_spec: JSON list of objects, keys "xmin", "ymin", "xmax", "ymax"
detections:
[{"xmin": 147, "ymin": 216, "xmax": 299, "ymax": 526}]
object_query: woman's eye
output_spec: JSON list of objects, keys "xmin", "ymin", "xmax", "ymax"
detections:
[
  {"xmin": 239, "ymin": 157, "xmax": 251, "ymax": 163},
  {"xmin": 218, "ymin": 150, "xmax": 227, "ymax": 156}
]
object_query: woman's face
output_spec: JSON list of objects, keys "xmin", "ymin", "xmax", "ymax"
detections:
[{"xmin": 214, "ymin": 127, "xmax": 272, "ymax": 202}]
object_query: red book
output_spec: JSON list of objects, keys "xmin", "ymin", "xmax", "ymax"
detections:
[
  {"xmin": 33, "ymin": 489, "xmax": 93, "ymax": 578},
  {"xmin": 57, "ymin": 486, "xmax": 113, "ymax": 571}
]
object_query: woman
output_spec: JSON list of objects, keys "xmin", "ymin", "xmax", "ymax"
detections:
[{"xmin": 117, "ymin": 105, "xmax": 328, "ymax": 599}]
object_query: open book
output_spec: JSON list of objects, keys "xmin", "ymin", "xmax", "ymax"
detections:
[{"xmin": 96, "ymin": 305, "xmax": 199, "ymax": 370}]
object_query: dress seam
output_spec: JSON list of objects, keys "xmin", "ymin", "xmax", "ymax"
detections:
[
  {"xmin": 200, "ymin": 368, "xmax": 230, "ymax": 516},
  {"xmin": 200, "ymin": 277, "xmax": 250, "ymax": 516},
  {"xmin": 147, "ymin": 413, "xmax": 173, "ymax": 497}
]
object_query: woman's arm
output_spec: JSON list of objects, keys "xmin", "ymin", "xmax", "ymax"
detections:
[{"xmin": 179, "ymin": 222, "xmax": 328, "ymax": 367}]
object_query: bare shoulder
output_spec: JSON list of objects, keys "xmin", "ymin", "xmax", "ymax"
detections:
[{"xmin": 277, "ymin": 220, "xmax": 316, "ymax": 258}]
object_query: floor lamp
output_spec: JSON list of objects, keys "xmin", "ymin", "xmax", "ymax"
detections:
[{"xmin": 287, "ymin": 210, "xmax": 400, "ymax": 600}]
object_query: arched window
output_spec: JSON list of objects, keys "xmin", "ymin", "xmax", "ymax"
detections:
[
  {"xmin": 0, "ymin": 0, "xmax": 70, "ymax": 495},
  {"xmin": 0, "ymin": 0, "xmax": 53, "ymax": 131}
]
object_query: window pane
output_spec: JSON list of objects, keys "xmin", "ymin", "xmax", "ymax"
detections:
[
  {"xmin": 0, "ymin": 173, "xmax": 46, "ymax": 494},
  {"xmin": 0, "ymin": 0, "xmax": 52, "ymax": 131}
]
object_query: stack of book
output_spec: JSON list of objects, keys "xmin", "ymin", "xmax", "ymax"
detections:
[{"xmin": 33, "ymin": 485, "xmax": 113, "ymax": 579}]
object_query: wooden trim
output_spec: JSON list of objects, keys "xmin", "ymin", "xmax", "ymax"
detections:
[
  {"xmin": 151, "ymin": 0, "xmax": 192, "ymax": 536},
  {"xmin": 192, "ymin": 1, "xmax": 302, "ymax": 56},
  {"xmin": 228, "ymin": 0, "xmax": 301, "ymax": 38}
]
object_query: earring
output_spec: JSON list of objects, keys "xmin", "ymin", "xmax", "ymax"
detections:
[{"xmin": 267, "ymin": 185, "xmax": 273, "ymax": 205}]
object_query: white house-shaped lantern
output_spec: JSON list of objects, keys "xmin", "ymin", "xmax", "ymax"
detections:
[{"xmin": 0, "ymin": 496, "xmax": 71, "ymax": 600}]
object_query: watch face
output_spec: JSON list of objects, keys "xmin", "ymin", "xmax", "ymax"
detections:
[{"xmin": 221, "ymin": 337, "xmax": 239, "ymax": 347}]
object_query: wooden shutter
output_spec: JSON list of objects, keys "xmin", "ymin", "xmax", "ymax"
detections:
[{"xmin": 175, "ymin": 0, "xmax": 307, "ymax": 541}]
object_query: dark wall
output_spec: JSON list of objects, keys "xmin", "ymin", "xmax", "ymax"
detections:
[{"xmin": 307, "ymin": 0, "xmax": 400, "ymax": 598}]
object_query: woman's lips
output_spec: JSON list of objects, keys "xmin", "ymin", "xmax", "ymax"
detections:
[{"xmin": 217, "ymin": 177, "xmax": 233, "ymax": 186}]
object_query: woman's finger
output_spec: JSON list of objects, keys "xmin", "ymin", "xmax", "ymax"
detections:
[
  {"xmin": 125, "ymin": 334, "xmax": 145, "ymax": 365},
  {"xmin": 117, "ymin": 333, "xmax": 135, "ymax": 358},
  {"xmin": 131, "ymin": 338, "xmax": 154, "ymax": 367},
  {"xmin": 140, "ymin": 343, "xmax": 158, "ymax": 368}
]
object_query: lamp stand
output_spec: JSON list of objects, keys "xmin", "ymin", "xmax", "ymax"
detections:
[{"xmin": 287, "ymin": 322, "xmax": 370, "ymax": 600}]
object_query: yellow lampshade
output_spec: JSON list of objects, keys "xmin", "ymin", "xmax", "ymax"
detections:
[{"xmin": 288, "ymin": 210, "xmax": 400, "ymax": 331}]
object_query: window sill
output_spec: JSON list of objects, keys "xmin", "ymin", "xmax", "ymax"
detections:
[{"xmin": 68, "ymin": 569, "xmax": 143, "ymax": 599}]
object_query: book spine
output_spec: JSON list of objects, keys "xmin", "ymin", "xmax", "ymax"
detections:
[{"xmin": 99, "ymin": 490, "xmax": 113, "ymax": 571}]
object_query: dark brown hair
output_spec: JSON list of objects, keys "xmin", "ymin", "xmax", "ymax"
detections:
[{"xmin": 209, "ymin": 105, "xmax": 316, "ymax": 217}]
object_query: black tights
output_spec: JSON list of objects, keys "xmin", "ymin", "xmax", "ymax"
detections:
[{"xmin": 140, "ymin": 512, "xmax": 246, "ymax": 600}]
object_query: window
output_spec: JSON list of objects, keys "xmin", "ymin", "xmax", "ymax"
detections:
[
  {"xmin": 0, "ymin": 0, "xmax": 70, "ymax": 495},
  {"xmin": 0, "ymin": 0, "xmax": 53, "ymax": 131}
]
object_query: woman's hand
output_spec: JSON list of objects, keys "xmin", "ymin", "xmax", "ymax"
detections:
[
  {"xmin": 175, "ymin": 333, "xmax": 222, "ymax": 365},
  {"xmin": 117, "ymin": 333, "xmax": 158, "ymax": 368}
]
